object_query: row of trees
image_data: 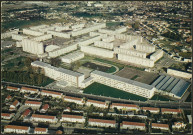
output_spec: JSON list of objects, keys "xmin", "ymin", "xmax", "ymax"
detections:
[{"xmin": 1, "ymin": 70, "xmax": 53, "ymax": 86}]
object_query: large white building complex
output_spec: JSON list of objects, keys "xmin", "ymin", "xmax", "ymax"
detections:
[
  {"xmin": 90, "ymin": 70, "xmax": 156, "ymax": 98},
  {"xmin": 31, "ymin": 61, "xmax": 85, "ymax": 87}
]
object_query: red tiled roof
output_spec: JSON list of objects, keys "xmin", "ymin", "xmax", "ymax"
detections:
[
  {"xmin": 12, "ymin": 100, "xmax": 19, "ymax": 106},
  {"xmin": 6, "ymin": 95, "xmax": 12, "ymax": 100},
  {"xmin": 112, "ymin": 103, "xmax": 139, "ymax": 108},
  {"xmin": 34, "ymin": 127, "xmax": 47, "ymax": 132},
  {"xmin": 65, "ymin": 96, "xmax": 81, "ymax": 101},
  {"xmin": 62, "ymin": 114, "xmax": 83, "ymax": 119},
  {"xmin": 21, "ymin": 87, "xmax": 38, "ymax": 92},
  {"xmin": 88, "ymin": 118, "xmax": 116, "ymax": 124},
  {"xmin": 41, "ymin": 104, "xmax": 49, "ymax": 110},
  {"xmin": 142, "ymin": 107, "xmax": 159, "ymax": 111},
  {"xmin": 152, "ymin": 123, "xmax": 169, "ymax": 128},
  {"xmin": 122, "ymin": 121, "xmax": 145, "ymax": 127},
  {"xmin": 4, "ymin": 125, "xmax": 29, "ymax": 130},
  {"xmin": 22, "ymin": 109, "xmax": 31, "ymax": 116},
  {"xmin": 161, "ymin": 108, "xmax": 181, "ymax": 113},
  {"xmin": 25, "ymin": 100, "xmax": 42, "ymax": 105},
  {"xmin": 32, "ymin": 114, "xmax": 55, "ymax": 119},
  {"xmin": 41, "ymin": 90, "xmax": 62, "ymax": 95},
  {"xmin": 7, "ymin": 86, "xmax": 19, "ymax": 90},
  {"xmin": 87, "ymin": 99, "xmax": 105, "ymax": 105},
  {"xmin": 1, "ymin": 113, "xmax": 11, "ymax": 117}
]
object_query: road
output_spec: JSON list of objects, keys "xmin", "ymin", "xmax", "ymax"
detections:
[
  {"xmin": 11, "ymin": 105, "xmax": 29, "ymax": 122},
  {"xmin": 2, "ymin": 81, "xmax": 192, "ymax": 110}
]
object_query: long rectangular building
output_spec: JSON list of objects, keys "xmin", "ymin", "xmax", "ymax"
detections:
[
  {"xmin": 94, "ymin": 41, "xmax": 114, "ymax": 49},
  {"xmin": 61, "ymin": 51, "xmax": 84, "ymax": 64},
  {"xmin": 118, "ymin": 53, "xmax": 154, "ymax": 67},
  {"xmin": 48, "ymin": 44, "xmax": 77, "ymax": 58},
  {"xmin": 114, "ymin": 47, "xmax": 146, "ymax": 58},
  {"xmin": 88, "ymin": 118, "xmax": 116, "ymax": 128},
  {"xmin": 80, "ymin": 45, "xmax": 114, "ymax": 58},
  {"xmin": 91, "ymin": 70, "xmax": 156, "ymax": 98},
  {"xmin": 31, "ymin": 61, "xmax": 85, "ymax": 87},
  {"xmin": 121, "ymin": 121, "xmax": 145, "ymax": 130},
  {"xmin": 150, "ymin": 49, "xmax": 163, "ymax": 62},
  {"xmin": 4, "ymin": 125, "xmax": 30, "ymax": 134}
]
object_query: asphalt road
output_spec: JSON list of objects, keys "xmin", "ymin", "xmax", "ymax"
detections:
[{"xmin": 2, "ymin": 81, "xmax": 192, "ymax": 110}]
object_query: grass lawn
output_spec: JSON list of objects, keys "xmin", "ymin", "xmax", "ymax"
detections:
[
  {"xmin": 150, "ymin": 94, "xmax": 174, "ymax": 101},
  {"xmin": 3, "ymin": 56, "xmax": 26, "ymax": 71},
  {"xmin": 83, "ymin": 82, "xmax": 148, "ymax": 101},
  {"xmin": 106, "ymin": 66, "xmax": 116, "ymax": 73},
  {"xmin": 94, "ymin": 58, "xmax": 124, "ymax": 71}
]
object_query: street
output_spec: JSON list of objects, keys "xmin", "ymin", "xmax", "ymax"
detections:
[{"xmin": 2, "ymin": 81, "xmax": 192, "ymax": 110}]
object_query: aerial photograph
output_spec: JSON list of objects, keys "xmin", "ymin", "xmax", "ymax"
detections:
[{"xmin": 1, "ymin": 1, "xmax": 192, "ymax": 134}]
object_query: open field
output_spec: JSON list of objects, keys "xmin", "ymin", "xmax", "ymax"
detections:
[
  {"xmin": 82, "ymin": 62, "xmax": 116, "ymax": 73},
  {"xmin": 115, "ymin": 67, "xmax": 159, "ymax": 85},
  {"xmin": 83, "ymin": 82, "xmax": 148, "ymax": 101}
]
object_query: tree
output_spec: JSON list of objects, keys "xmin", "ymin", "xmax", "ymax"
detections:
[
  {"xmin": 132, "ymin": 21, "xmax": 139, "ymax": 30},
  {"xmin": 50, "ymin": 58, "xmax": 61, "ymax": 67},
  {"xmin": 24, "ymin": 57, "xmax": 32, "ymax": 67}
]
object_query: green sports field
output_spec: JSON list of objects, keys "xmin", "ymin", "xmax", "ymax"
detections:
[{"xmin": 83, "ymin": 82, "xmax": 148, "ymax": 101}]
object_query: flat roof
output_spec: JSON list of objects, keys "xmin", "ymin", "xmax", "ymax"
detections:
[
  {"xmin": 91, "ymin": 70, "xmax": 155, "ymax": 90},
  {"xmin": 32, "ymin": 61, "xmax": 84, "ymax": 77},
  {"xmin": 151, "ymin": 75, "xmax": 191, "ymax": 97}
]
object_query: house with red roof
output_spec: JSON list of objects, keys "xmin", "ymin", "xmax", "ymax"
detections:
[
  {"xmin": 120, "ymin": 121, "xmax": 146, "ymax": 131},
  {"xmin": 86, "ymin": 99, "xmax": 108, "ymax": 108},
  {"xmin": 30, "ymin": 114, "xmax": 58, "ymax": 123},
  {"xmin": 1, "ymin": 113, "xmax": 15, "ymax": 120},
  {"xmin": 40, "ymin": 104, "xmax": 49, "ymax": 113},
  {"xmin": 25, "ymin": 100, "xmax": 42, "ymax": 108},
  {"xmin": 9, "ymin": 100, "xmax": 20, "ymax": 111},
  {"xmin": 161, "ymin": 108, "xmax": 181, "ymax": 115},
  {"xmin": 64, "ymin": 95, "xmax": 84, "ymax": 105},
  {"xmin": 111, "ymin": 103, "xmax": 139, "ymax": 111},
  {"xmin": 5, "ymin": 95, "xmax": 12, "ymax": 101},
  {"xmin": 7, "ymin": 86, "xmax": 20, "ymax": 91},
  {"xmin": 22, "ymin": 109, "xmax": 31, "ymax": 118},
  {"xmin": 41, "ymin": 90, "xmax": 63, "ymax": 98},
  {"xmin": 34, "ymin": 127, "xmax": 48, "ymax": 134},
  {"xmin": 141, "ymin": 107, "xmax": 160, "ymax": 113},
  {"xmin": 152, "ymin": 123, "xmax": 169, "ymax": 130},
  {"xmin": 4, "ymin": 125, "xmax": 30, "ymax": 134},
  {"xmin": 88, "ymin": 118, "xmax": 116, "ymax": 128},
  {"xmin": 20, "ymin": 87, "xmax": 39, "ymax": 94},
  {"xmin": 60, "ymin": 114, "xmax": 85, "ymax": 123}
]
